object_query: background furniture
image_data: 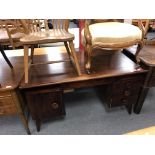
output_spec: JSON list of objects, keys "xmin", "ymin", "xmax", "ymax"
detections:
[
  {"xmin": 83, "ymin": 19, "xmax": 149, "ymax": 73},
  {"xmin": 0, "ymin": 56, "xmax": 30, "ymax": 134},
  {"xmin": 0, "ymin": 20, "xmax": 26, "ymax": 68},
  {"xmin": 19, "ymin": 19, "xmax": 81, "ymax": 84},
  {"xmin": 123, "ymin": 44, "xmax": 155, "ymax": 114}
]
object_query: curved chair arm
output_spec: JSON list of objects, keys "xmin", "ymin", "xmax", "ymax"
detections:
[
  {"xmin": 84, "ymin": 19, "xmax": 92, "ymax": 45},
  {"xmin": 137, "ymin": 19, "xmax": 150, "ymax": 39}
]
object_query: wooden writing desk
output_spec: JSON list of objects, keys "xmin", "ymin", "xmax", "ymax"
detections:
[{"xmin": 19, "ymin": 48, "xmax": 148, "ymax": 131}]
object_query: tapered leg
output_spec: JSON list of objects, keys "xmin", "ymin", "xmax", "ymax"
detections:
[
  {"xmin": 30, "ymin": 45, "xmax": 34, "ymax": 64},
  {"xmin": 0, "ymin": 45, "xmax": 13, "ymax": 68},
  {"xmin": 69, "ymin": 41, "xmax": 81, "ymax": 76},
  {"xmin": 64, "ymin": 41, "xmax": 72, "ymax": 61},
  {"xmin": 85, "ymin": 43, "xmax": 92, "ymax": 73},
  {"xmin": 36, "ymin": 119, "xmax": 41, "ymax": 132},
  {"xmin": 24, "ymin": 46, "xmax": 29, "ymax": 83},
  {"xmin": 135, "ymin": 43, "xmax": 143, "ymax": 62},
  {"xmin": 19, "ymin": 113, "xmax": 31, "ymax": 134},
  {"xmin": 134, "ymin": 87, "xmax": 149, "ymax": 114},
  {"xmin": 11, "ymin": 91, "xmax": 31, "ymax": 135}
]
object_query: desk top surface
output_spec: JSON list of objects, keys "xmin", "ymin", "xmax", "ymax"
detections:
[
  {"xmin": 0, "ymin": 47, "xmax": 149, "ymax": 91},
  {"xmin": 19, "ymin": 48, "xmax": 148, "ymax": 89},
  {"xmin": 0, "ymin": 53, "xmax": 24, "ymax": 91}
]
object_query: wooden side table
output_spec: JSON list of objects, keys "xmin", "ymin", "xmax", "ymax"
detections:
[
  {"xmin": 0, "ymin": 55, "xmax": 31, "ymax": 134},
  {"xmin": 0, "ymin": 87, "xmax": 30, "ymax": 134},
  {"xmin": 123, "ymin": 45, "xmax": 155, "ymax": 114}
]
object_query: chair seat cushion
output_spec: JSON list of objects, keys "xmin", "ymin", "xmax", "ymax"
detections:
[{"xmin": 83, "ymin": 22, "xmax": 142, "ymax": 46}]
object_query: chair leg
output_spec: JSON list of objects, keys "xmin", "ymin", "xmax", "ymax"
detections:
[
  {"xmin": 85, "ymin": 43, "xmax": 92, "ymax": 73},
  {"xmin": 0, "ymin": 45, "xmax": 13, "ymax": 68},
  {"xmin": 30, "ymin": 45, "xmax": 34, "ymax": 64},
  {"xmin": 68, "ymin": 41, "xmax": 81, "ymax": 76},
  {"xmin": 64, "ymin": 41, "xmax": 72, "ymax": 62},
  {"xmin": 135, "ymin": 43, "xmax": 143, "ymax": 62},
  {"xmin": 24, "ymin": 46, "xmax": 29, "ymax": 83}
]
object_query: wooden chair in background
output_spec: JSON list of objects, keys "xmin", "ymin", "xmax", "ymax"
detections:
[
  {"xmin": 82, "ymin": 19, "xmax": 149, "ymax": 73},
  {"xmin": 0, "ymin": 20, "xmax": 26, "ymax": 68},
  {"xmin": 19, "ymin": 19, "xmax": 81, "ymax": 83}
]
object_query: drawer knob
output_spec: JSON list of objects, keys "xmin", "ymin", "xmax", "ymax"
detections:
[
  {"xmin": 51, "ymin": 102, "xmax": 59, "ymax": 109},
  {"xmin": 122, "ymin": 99, "xmax": 127, "ymax": 104},
  {"xmin": 126, "ymin": 83, "xmax": 131, "ymax": 88},
  {"xmin": 124, "ymin": 90, "xmax": 130, "ymax": 96}
]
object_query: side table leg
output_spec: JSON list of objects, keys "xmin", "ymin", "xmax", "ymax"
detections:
[
  {"xmin": 0, "ymin": 45, "xmax": 13, "ymax": 68},
  {"xmin": 134, "ymin": 87, "xmax": 149, "ymax": 114},
  {"xmin": 19, "ymin": 113, "xmax": 31, "ymax": 135}
]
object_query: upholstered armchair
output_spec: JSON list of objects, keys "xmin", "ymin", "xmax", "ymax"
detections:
[{"xmin": 82, "ymin": 19, "xmax": 149, "ymax": 73}]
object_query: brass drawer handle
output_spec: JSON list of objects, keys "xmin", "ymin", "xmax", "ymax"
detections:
[
  {"xmin": 124, "ymin": 90, "xmax": 130, "ymax": 96},
  {"xmin": 51, "ymin": 102, "xmax": 59, "ymax": 109}
]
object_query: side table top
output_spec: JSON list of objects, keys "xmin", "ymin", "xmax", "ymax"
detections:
[{"xmin": 0, "ymin": 54, "xmax": 24, "ymax": 91}]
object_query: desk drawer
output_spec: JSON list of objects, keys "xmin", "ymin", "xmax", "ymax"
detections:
[
  {"xmin": 0, "ymin": 105, "xmax": 17, "ymax": 115},
  {"xmin": 0, "ymin": 91, "xmax": 12, "ymax": 98},
  {"xmin": 109, "ymin": 95, "xmax": 139, "ymax": 107},
  {"xmin": 113, "ymin": 77, "xmax": 144, "ymax": 91},
  {"xmin": 0, "ymin": 95, "xmax": 17, "ymax": 115},
  {"xmin": 26, "ymin": 88, "xmax": 65, "ymax": 120},
  {"xmin": 106, "ymin": 76, "xmax": 144, "ymax": 113},
  {"xmin": 0, "ymin": 96, "xmax": 15, "ymax": 106}
]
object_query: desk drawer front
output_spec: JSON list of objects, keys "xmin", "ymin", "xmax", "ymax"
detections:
[
  {"xmin": 26, "ymin": 88, "xmax": 65, "ymax": 120},
  {"xmin": 0, "ymin": 105, "xmax": 17, "ymax": 115},
  {"xmin": 109, "ymin": 95, "xmax": 139, "ymax": 107},
  {"xmin": 0, "ymin": 96, "xmax": 15, "ymax": 107},
  {"xmin": 107, "ymin": 76, "xmax": 144, "ymax": 109}
]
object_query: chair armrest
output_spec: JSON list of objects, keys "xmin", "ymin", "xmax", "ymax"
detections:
[
  {"xmin": 84, "ymin": 19, "xmax": 92, "ymax": 44},
  {"xmin": 137, "ymin": 19, "xmax": 150, "ymax": 39}
]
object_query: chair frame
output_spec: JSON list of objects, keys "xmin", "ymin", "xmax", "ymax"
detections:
[
  {"xmin": 0, "ymin": 19, "xmax": 27, "ymax": 68},
  {"xmin": 19, "ymin": 19, "xmax": 81, "ymax": 83},
  {"xmin": 84, "ymin": 19, "xmax": 150, "ymax": 72}
]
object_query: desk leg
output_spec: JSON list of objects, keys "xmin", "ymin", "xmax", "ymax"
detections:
[
  {"xmin": 24, "ymin": 46, "xmax": 29, "ymax": 83},
  {"xmin": 134, "ymin": 87, "xmax": 149, "ymax": 114},
  {"xmin": 36, "ymin": 119, "xmax": 41, "ymax": 132}
]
